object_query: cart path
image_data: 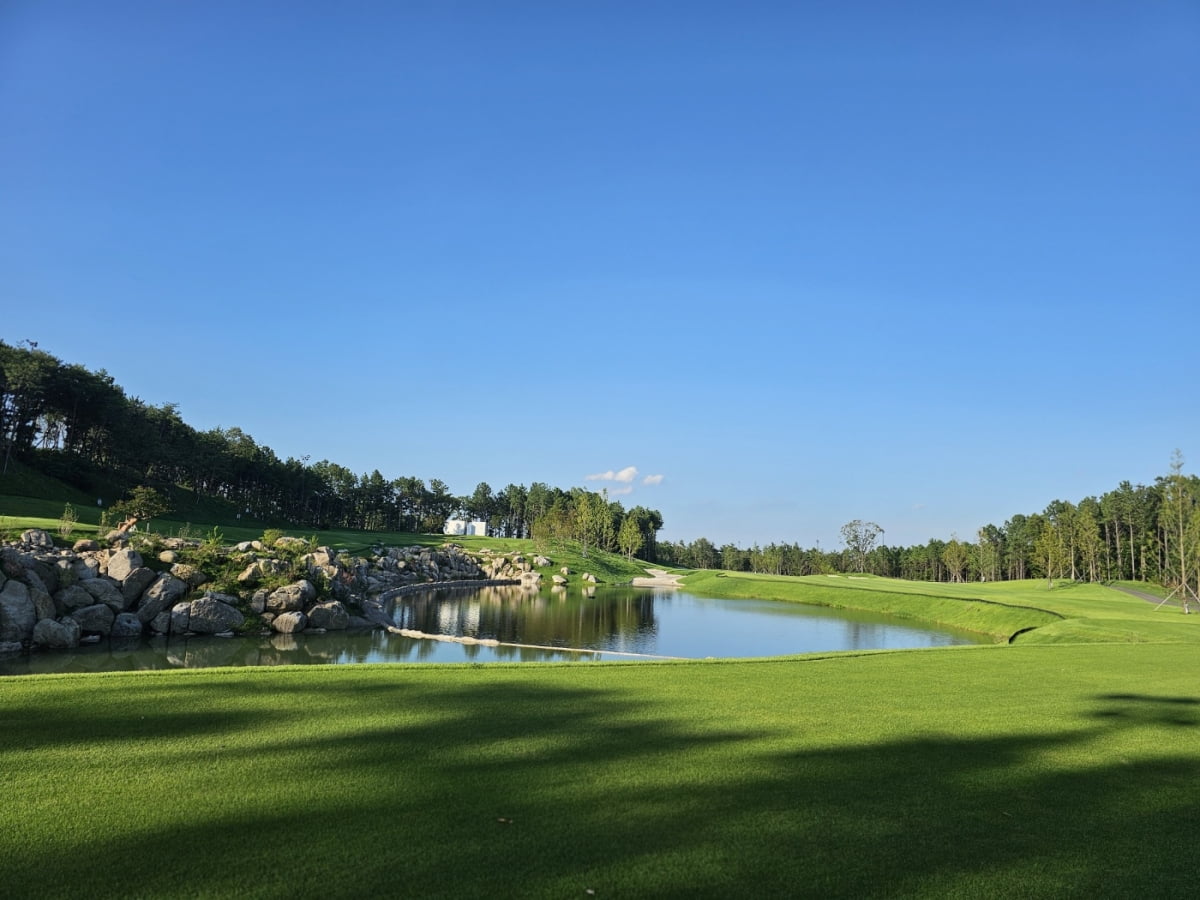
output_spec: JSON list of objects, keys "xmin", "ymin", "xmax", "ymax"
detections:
[{"xmin": 631, "ymin": 568, "xmax": 684, "ymax": 588}]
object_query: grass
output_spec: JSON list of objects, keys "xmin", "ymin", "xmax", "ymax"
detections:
[
  {"xmin": 682, "ymin": 570, "xmax": 1200, "ymax": 645},
  {"xmin": 2, "ymin": 645, "xmax": 1199, "ymax": 898}
]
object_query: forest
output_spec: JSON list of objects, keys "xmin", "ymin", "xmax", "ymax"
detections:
[
  {"xmin": 0, "ymin": 340, "xmax": 663, "ymax": 560},
  {"xmin": 658, "ymin": 465, "xmax": 1199, "ymax": 601},
  {"xmin": 3, "ymin": 339, "xmax": 1198, "ymax": 599}
]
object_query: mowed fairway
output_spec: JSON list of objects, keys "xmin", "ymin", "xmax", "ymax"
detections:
[{"xmin": 3, "ymin": 643, "xmax": 1198, "ymax": 899}]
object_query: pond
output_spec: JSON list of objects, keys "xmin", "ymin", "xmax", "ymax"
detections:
[{"xmin": 0, "ymin": 584, "xmax": 988, "ymax": 675}]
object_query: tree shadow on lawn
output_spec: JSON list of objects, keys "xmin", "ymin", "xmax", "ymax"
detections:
[{"xmin": 3, "ymin": 682, "xmax": 1199, "ymax": 899}]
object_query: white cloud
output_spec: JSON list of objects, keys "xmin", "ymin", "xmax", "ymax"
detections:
[
  {"xmin": 586, "ymin": 465, "xmax": 639, "ymax": 483},
  {"xmin": 609, "ymin": 485, "xmax": 634, "ymax": 496},
  {"xmin": 642, "ymin": 474, "xmax": 664, "ymax": 486}
]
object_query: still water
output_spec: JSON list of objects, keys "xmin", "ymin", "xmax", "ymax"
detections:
[{"xmin": 0, "ymin": 584, "xmax": 988, "ymax": 675}]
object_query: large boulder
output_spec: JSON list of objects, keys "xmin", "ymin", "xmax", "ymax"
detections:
[
  {"xmin": 54, "ymin": 584, "xmax": 96, "ymax": 614},
  {"xmin": 185, "ymin": 596, "xmax": 245, "ymax": 635},
  {"xmin": 71, "ymin": 557, "xmax": 100, "ymax": 581},
  {"xmin": 0, "ymin": 580, "xmax": 36, "ymax": 642},
  {"xmin": 137, "ymin": 574, "xmax": 188, "ymax": 624},
  {"xmin": 70, "ymin": 603, "xmax": 115, "ymax": 636},
  {"xmin": 32, "ymin": 617, "xmax": 82, "ymax": 649},
  {"xmin": 121, "ymin": 567, "xmax": 158, "ymax": 605},
  {"xmin": 105, "ymin": 548, "xmax": 143, "ymax": 582},
  {"xmin": 111, "ymin": 613, "xmax": 143, "ymax": 638},
  {"xmin": 307, "ymin": 601, "xmax": 349, "ymax": 631},
  {"xmin": 271, "ymin": 611, "xmax": 307, "ymax": 633},
  {"xmin": 266, "ymin": 580, "xmax": 316, "ymax": 613},
  {"xmin": 31, "ymin": 585, "xmax": 56, "ymax": 621},
  {"xmin": 170, "ymin": 602, "xmax": 191, "ymax": 635},
  {"xmin": 82, "ymin": 578, "xmax": 126, "ymax": 613}
]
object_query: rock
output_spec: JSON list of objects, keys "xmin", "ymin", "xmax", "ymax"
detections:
[
  {"xmin": 1, "ymin": 547, "xmax": 25, "ymax": 578},
  {"xmin": 307, "ymin": 601, "xmax": 349, "ymax": 631},
  {"xmin": 584, "ymin": 573, "xmax": 598, "ymax": 584},
  {"xmin": 111, "ymin": 612, "xmax": 143, "ymax": 638},
  {"xmin": 121, "ymin": 567, "xmax": 158, "ymax": 605},
  {"xmin": 0, "ymin": 640, "xmax": 23, "ymax": 655},
  {"xmin": 158, "ymin": 550, "xmax": 178, "ymax": 564},
  {"xmin": 104, "ymin": 529, "xmax": 130, "ymax": 544},
  {"xmin": 170, "ymin": 602, "xmax": 191, "ymax": 634},
  {"xmin": 274, "ymin": 536, "xmax": 309, "ymax": 549},
  {"xmin": 560, "ymin": 567, "xmax": 571, "ymax": 576},
  {"xmin": 82, "ymin": 578, "xmax": 126, "ymax": 612},
  {"xmin": 106, "ymin": 548, "xmax": 144, "ymax": 582},
  {"xmin": 54, "ymin": 584, "xmax": 95, "ymax": 614},
  {"xmin": 272, "ymin": 611, "xmax": 307, "ymax": 633},
  {"xmin": 137, "ymin": 574, "xmax": 188, "ymax": 624},
  {"xmin": 250, "ymin": 589, "xmax": 269, "ymax": 614},
  {"xmin": 31, "ymin": 586, "xmax": 56, "ymax": 621},
  {"xmin": 71, "ymin": 557, "xmax": 100, "ymax": 581},
  {"xmin": 186, "ymin": 596, "xmax": 245, "ymax": 634},
  {"xmin": 301, "ymin": 548, "xmax": 336, "ymax": 569},
  {"xmin": 73, "ymin": 539, "xmax": 100, "ymax": 552},
  {"xmin": 70, "ymin": 603, "xmax": 115, "ymax": 636},
  {"xmin": 266, "ymin": 580, "xmax": 316, "ymax": 613},
  {"xmin": 170, "ymin": 563, "xmax": 208, "ymax": 587},
  {"xmin": 0, "ymin": 580, "xmax": 36, "ymax": 642},
  {"xmin": 234, "ymin": 541, "xmax": 254, "ymax": 552},
  {"xmin": 21, "ymin": 529, "xmax": 54, "ymax": 549},
  {"xmin": 32, "ymin": 616, "xmax": 82, "ymax": 649},
  {"xmin": 552, "ymin": 574, "xmax": 568, "ymax": 585},
  {"xmin": 149, "ymin": 611, "xmax": 172, "ymax": 635},
  {"xmin": 24, "ymin": 561, "xmax": 57, "ymax": 595}
]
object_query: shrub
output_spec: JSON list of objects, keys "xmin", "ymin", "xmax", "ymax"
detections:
[{"xmin": 58, "ymin": 503, "xmax": 78, "ymax": 539}]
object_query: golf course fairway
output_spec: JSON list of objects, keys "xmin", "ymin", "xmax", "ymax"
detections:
[{"xmin": 2, "ymin": 640, "xmax": 1197, "ymax": 898}]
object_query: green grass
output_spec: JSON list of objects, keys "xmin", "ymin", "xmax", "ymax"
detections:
[
  {"xmin": 2, "ymin": 645, "xmax": 1199, "ymax": 898},
  {"xmin": 682, "ymin": 571, "xmax": 1200, "ymax": 645}
]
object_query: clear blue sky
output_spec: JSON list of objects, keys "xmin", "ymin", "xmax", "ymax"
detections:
[{"xmin": 2, "ymin": 1, "xmax": 1197, "ymax": 549}]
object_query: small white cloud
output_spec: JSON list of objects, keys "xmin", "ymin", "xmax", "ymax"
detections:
[
  {"xmin": 586, "ymin": 465, "xmax": 639, "ymax": 483},
  {"xmin": 642, "ymin": 474, "xmax": 664, "ymax": 486},
  {"xmin": 912, "ymin": 503, "xmax": 926, "ymax": 510},
  {"xmin": 609, "ymin": 485, "xmax": 634, "ymax": 496}
]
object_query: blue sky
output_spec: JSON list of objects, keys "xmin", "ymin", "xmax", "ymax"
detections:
[{"xmin": 2, "ymin": 1, "xmax": 1197, "ymax": 549}]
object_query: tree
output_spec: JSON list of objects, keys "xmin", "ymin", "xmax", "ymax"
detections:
[
  {"xmin": 942, "ymin": 535, "xmax": 969, "ymax": 583},
  {"xmin": 110, "ymin": 485, "xmax": 171, "ymax": 532},
  {"xmin": 840, "ymin": 520, "xmax": 883, "ymax": 573},
  {"xmin": 1159, "ymin": 450, "xmax": 1200, "ymax": 612},
  {"xmin": 618, "ymin": 515, "xmax": 644, "ymax": 561},
  {"xmin": 1035, "ymin": 518, "xmax": 1066, "ymax": 588}
]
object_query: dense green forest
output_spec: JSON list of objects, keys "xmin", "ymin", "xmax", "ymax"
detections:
[
  {"xmin": 3, "ymin": 340, "xmax": 1198, "ymax": 601},
  {"xmin": 0, "ymin": 340, "xmax": 663, "ymax": 559}
]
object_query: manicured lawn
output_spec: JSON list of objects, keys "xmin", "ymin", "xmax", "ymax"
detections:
[
  {"xmin": 683, "ymin": 571, "xmax": 1200, "ymax": 644},
  {"xmin": 2, "ymin": 644, "xmax": 1198, "ymax": 899}
]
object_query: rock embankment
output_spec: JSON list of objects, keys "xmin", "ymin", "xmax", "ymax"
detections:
[{"xmin": 0, "ymin": 529, "xmax": 540, "ymax": 656}]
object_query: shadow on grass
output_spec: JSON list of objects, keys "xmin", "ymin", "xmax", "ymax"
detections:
[{"xmin": 2, "ymin": 677, "xmax": 1199, "ymax": 898}]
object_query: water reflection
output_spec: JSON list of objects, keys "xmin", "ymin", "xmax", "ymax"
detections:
[
  {"xmin": 0, "ymin": 586, "xmax": 987, "ymax": 675},
  {"xmin": 390, "ymin": 584, "xmax": 663, "ymax": 655}
]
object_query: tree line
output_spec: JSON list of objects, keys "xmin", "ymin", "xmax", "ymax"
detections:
[
  {"xmin": 655, "ymin": 456, "xmax": 1200, "ymax": 602},
  {"xmin": 0, "ymin": 341, "xmax": 664, "ymax": 555}
]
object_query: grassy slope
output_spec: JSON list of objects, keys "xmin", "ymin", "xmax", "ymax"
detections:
[
  {"xmin": 3, "ymin": 645, "xmax": 1199, "ymax": 899},
  {"xmin": 682, "ymin": 571, "xmax": 1200, "ymax": 645}
]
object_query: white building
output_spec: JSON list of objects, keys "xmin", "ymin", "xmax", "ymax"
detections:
[{"xmin": 443, "ymin": 519, "xmax": 489, "ymax": 537}]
